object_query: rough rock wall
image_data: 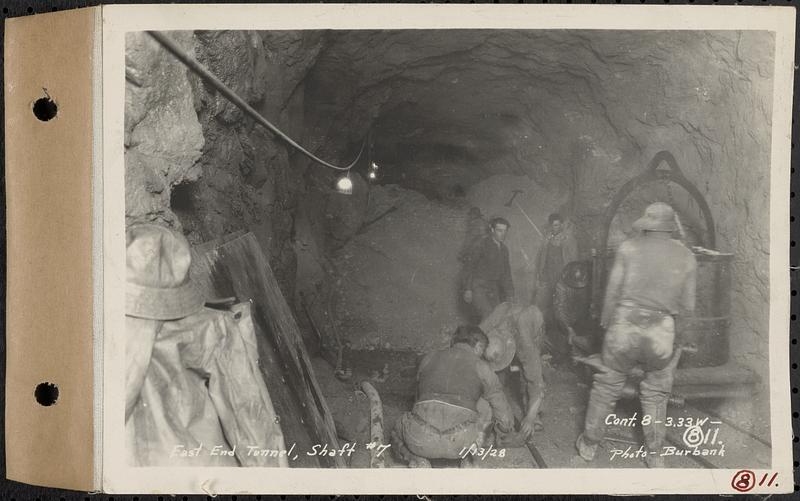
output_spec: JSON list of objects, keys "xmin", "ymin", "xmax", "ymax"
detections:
[
  {"xmin": 126, "ymin": 30, "xmax": 774, "ymax": 429},
  {"xmin": 568, "ymin": 33, "xmax": 774, "ymax": 432},
  {"xmin": 565, "ymin": 31, "xmax": 774, "ymax": 376},
  {"xmin": 302, "ymin": 29, "xmax": 774, "ymax": 383},
  {"xmin": 125, "ymin": 30, "xmax": 325, "ymax": 294},
  {"xmin": 297, "ymin": 30, "xmax": 774, "ymax": 433},
  {"xmin": 329, "ymin": 184, "xmax": 466, "ymax": 352},
  {"xmin": 125, "ymin": 32, "xmax": 204, "ymax": 228}
]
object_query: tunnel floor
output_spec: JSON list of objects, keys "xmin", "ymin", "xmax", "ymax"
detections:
[{"xmin": 311, "ymin": 355, "xmax": 771, "ymax": 470}]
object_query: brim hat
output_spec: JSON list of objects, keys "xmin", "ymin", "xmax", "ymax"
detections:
[
  {"xmin": 126, "ymin": 223, "xmax": 204, "ymax": 321},
  {"xmin": 479, "ymin": 302, "xmax": 518, "ymax": 372},
  {"xmin": 633, "ymin": 202, "xmax": 677, "ymax": 233}
]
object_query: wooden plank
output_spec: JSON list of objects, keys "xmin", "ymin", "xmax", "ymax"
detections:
[
  {"xmin": 248, "ymin": 315, "xmax": 319, "ymax": 467},
  {"xmin": 194, "ymin": 235, "xmax": 318, "ymax": 467},
  {"xmin": 189, "ymin": 230, "xmax": 247, "ymax": 301},
  {"xmin": 205, "ymin": 233, "xmax": 345, "ymax": 467},
  {"xmin": 300, "ymin": 295, "xmax": 341, "ymax": 370}
]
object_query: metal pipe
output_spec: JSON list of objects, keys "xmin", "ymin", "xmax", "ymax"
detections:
[
  {"xmin": 514, "ymin": 201, "xmax": 544, "ymax": 238},
  {"xmin": 525, "ymin": 440, "xmax": 548, "ymax": 469},
  {"xmin": 147, "ymin": 30, "xmax": 365, "ymax": 172},
  {"xmin": 359, "ymin": 381, "xmax": 386, "ymax": 468}
]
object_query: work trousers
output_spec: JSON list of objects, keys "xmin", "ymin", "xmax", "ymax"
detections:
[
  {"xmin": 583, "ymin": 305, "xmax": 675, "ymax": 455},
  {"xmin": 393, "ymin": 399, "xmax": 491, "ymax": 461},
  {"xmin": 471, "ymin": 279, "xmax": 501, "ymax": 321},
  {"xmin": 535, "ymin": 281, "xmax": 563, "ymax": 359},
  {"xmin": 513, "ymin": 306, "xmax": 545, "ymax": 408},
  {"xmin": 534, "ymin": 281, "xmax": 554, "ymax": 318}
]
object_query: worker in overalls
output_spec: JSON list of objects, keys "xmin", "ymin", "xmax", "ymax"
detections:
[
  {"xmin": 576, "ymin": 203, "xmax": 696, "ymax": 468},
  {"xmin": 534, "ymin": 213, "xmax": 578, "ymax": 362},
  {"xmin": 462, "ymin": 217, "xmax": 515, "ymax": 321},
  {"xmin": 391, "ymin": 325, "xmax": 514, "ymax": 468}
]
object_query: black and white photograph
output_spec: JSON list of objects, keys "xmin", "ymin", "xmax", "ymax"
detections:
[{"xmin": 112, "ymin": 4, "xmax": 793, "ymax": 493}]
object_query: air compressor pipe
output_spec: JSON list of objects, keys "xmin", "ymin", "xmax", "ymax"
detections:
[{"xmin": 147, "ymin": 30, "xmax": 364, "ymax": 172}]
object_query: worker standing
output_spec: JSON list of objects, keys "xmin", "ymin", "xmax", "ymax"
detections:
[
  {"xmin": 462, "ymin": 217, "xmax": 515, "ymax": 321},
  {"xmin": 534, "ymin": 213, "xmax": 578, "ymax": 355},
  {"xmin": 576, "ymin": 203, "xmax": 696, "ymax": 468}
]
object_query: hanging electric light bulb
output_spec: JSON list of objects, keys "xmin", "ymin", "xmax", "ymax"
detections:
[
  {"xmin": 367, "ymin": 161, "xmax": 380, "ymax": 182},
  {"xmin": 335, "ymin": 171, "xmax": 353, "ymax": 195}
]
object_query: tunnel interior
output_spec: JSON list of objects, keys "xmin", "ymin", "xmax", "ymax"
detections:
[{"xmin": 125, "ymin": 28, "xmax": 774, "ymax": 468}]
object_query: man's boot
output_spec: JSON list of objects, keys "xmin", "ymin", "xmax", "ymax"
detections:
[
  {"xmin": 641, "ymin": 396, "xmax": 669, "ymax": 468},
  {"xmin": 408, "ymin": 456, "xmax": 432, "ymax": 468},
  {"xmin": 575, "ymin": 432, "xmax": 598, "ymax": 461}
]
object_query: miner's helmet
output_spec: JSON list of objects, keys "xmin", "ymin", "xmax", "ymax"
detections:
[{"xmin": 562, "ymin": 261, "xmax": 589, "ymax": 289}]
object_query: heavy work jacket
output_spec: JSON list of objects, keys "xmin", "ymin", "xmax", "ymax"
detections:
[
  {"xmin": 416, "ymin": 344, "xmax": 513, "ymax": 428},
  {"xmin": 535, "ymin": 231, "xmax": 578, "ymax": 286},
  {"xmin": 462, "ymin": 236, "xmax": 515, "ymax": 301},
  {"xmin": 602, "ymin": 235, "xmax": 697, "ymax": 326},
  {"xmin": 480, "ymin": 303, "xmax": 546, "ymax": 408}
]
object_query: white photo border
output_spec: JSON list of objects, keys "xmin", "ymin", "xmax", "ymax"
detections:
[{"xmin": 102, "ymin": 4, "xmax": 795, "ymax": 494}]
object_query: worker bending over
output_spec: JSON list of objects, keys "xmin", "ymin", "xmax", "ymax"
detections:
[
  {"xmin": 577, "ymin": 203, "xmax": 696, "ymax": 468},
  {"xmin": 480, "ymin": 302, "xmax": 546, "ymax": 439},
  {"xmin": 391, "ymin": 325, "xmax": 514, "ymax": 468}
]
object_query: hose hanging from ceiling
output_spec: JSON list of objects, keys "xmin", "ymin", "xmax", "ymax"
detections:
[{"xmin": 146, "ymin": 30, "xmax": 364, "ymax": 172}]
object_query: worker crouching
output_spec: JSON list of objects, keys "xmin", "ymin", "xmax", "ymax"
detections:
[
  {"xmin": 576, "ymin": 203, "xmax": 697, "ymax": 468},
  {"xmin": 391, "ymin": 326, "xmax": 514, "ymax": 468}
]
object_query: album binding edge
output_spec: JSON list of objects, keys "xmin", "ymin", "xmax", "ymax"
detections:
[{"xmin": 5, "ymin": 6, "xmax": 102, "ymax": 491}]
